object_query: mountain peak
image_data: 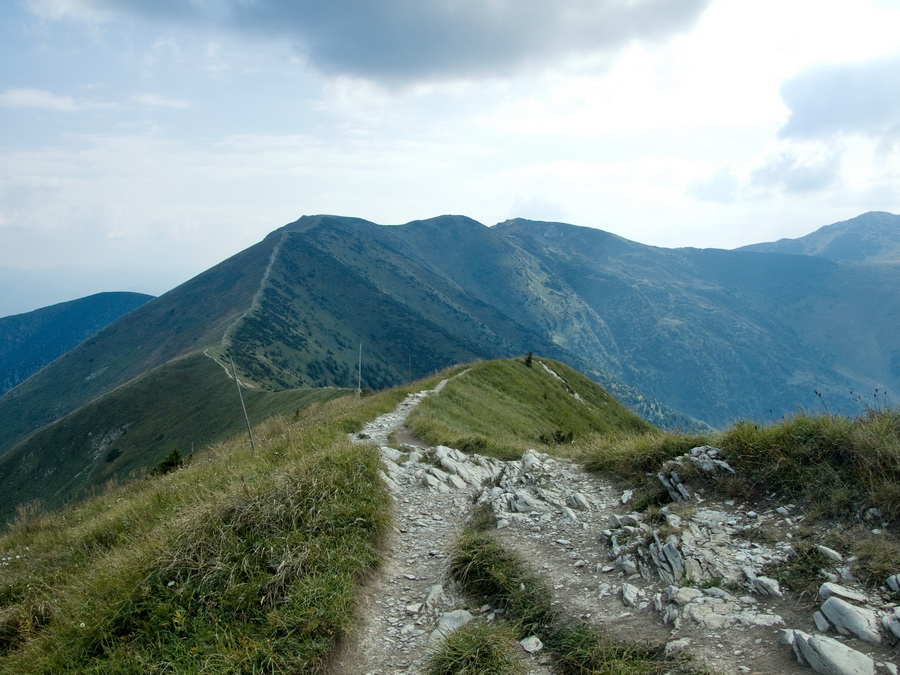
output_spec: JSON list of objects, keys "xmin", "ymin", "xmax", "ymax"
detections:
[{"xmin": 738, "ymin": 211, "xmax": 900, "ymax": 262}]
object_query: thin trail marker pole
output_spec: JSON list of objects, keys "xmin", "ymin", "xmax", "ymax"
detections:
[
  {"xmin": 357, "ymin": 343, "xmax": 362, "ymax": 397},
  {"xmin": 230, "ymin": 355, "xmax": 256, "ymax": 451}
]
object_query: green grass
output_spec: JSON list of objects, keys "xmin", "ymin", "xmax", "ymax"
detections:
[
  {"xmin": 716, "ymin": 410, "xmax": 900, "ymax": 522},
  {"xmin": 579, "ymin": 408, "xmax": 900, "ymax": 524},
  {"xmin": 445, "ymin": 525, "xmax": 705, "ymax": 674},
  {"xmin": 450, "ymin": 531, "xmax": 556, "ymax": 637},
  {"xmin": 425, "ymin": 624, "xmax": 526, "ymax": 675},
  {"xmin": 0, "ymin": 352, "xmax": 349, "ymax": 527},
  {"xmin": 0, "ymin": 381, "xmax": 435, "ymax": 673},
  {"xmin": 406, "ymin": 358, "xmax": 653, "ymax": 459}
]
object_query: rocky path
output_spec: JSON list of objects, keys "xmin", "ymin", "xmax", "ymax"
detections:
[{"xmin": 332, "ymin": 376, "xmax": 900, "ymax": 675}]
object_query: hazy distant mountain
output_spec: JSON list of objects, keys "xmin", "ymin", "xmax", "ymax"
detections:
[
  {"xmin": 0, "ymin": 292, "xmax": 153, "ymax": 395},
  {"xmin": 1, "ymin": 211, "xmax": 898, "ymax": 521},
  {"xmin": 737, "ymin": 211, "xmax": 900, "ymax": 262}
]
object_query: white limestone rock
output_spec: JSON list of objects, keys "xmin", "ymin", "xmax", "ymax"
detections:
[
  {"xmin": 519, "ymin": 636, "xmax": 544, "ymax": 653},
  {"xmin": 819, "ymin": 582, "xmax": 868, "ymax": 604},
  {"xmin": 429, "ymin": 609, "xmax": 474, "ymax": 642},
  {"xmin": 820, "ymin": 596, "xmax": 881, "ymax": 644},
  {"xmin": 782, "ymin": 629, "xmax": 876, "ymax": 675}
]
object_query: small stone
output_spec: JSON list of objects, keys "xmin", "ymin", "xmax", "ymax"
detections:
[
  {"xmin": 424, "ymin": 584, "xmax": 445, "ymax": 609},
  {"xmin": 568, "ymin": 492, "xmax": 591, "ymax": 510},
  {"xmin": 519, "ymin": 636, "xmax": 544, "ymax": 653},
  {"xmin": 430, "ymin": 610, "xmax": 474, "ymax": 642},
  {"xmin": 816, "ymin": 545, "xmax": 844, "ymax": 563},
  {"xmin": 664, "ymin": 637, "xmax": 691, "ymax": 655},
  {"xmin": 622, "ymin": 583, "xmax": 641, "ymax": 608},
  {"xmin": 819, "ymin": 582, "xmax": 867, "ymax": 604},
  {"xmin": 814, "ymin": 611, "xmax": 831, "ymax": 632},
  {"xmin": 887, "ymin": 574, "xmax": 900, "ymax": 593}
]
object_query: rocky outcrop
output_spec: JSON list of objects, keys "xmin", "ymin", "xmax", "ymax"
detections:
[{"xmin": 341, "ymin": 395, "xmax": 900, "ymax": 675}]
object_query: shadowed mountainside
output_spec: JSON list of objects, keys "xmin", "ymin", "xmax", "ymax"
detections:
[{"xmin": 0, "ymin": 292, "xmax": 152, "ymax": 396}]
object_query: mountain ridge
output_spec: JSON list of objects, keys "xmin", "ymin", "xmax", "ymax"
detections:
[
  {"xmin": 737, "ymin": 211, "xmax": 900, "ymax": 261},
  {"xmin": 0, "ymin": 211, "xmax": 898, "ymax": 521}
]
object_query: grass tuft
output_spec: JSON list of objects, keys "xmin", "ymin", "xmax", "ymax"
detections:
[
  {"xmin": 450, "ymin": 531, "xmax": 555, "ymax": 637},
  {"xmin": 550, "ymin": 621, "xmax": 703, "ymax": 675},
  {"xmin": 425, "ymin": 624, "xmax": 526, "ymax": 675}
]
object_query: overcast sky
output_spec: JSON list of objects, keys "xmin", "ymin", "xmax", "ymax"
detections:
[{"xmin": 2, "ymin": 0, "xmax": 899, "ymax": 315}]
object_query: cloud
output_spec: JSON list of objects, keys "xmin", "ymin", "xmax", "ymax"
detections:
[
  {"xmin": 132, "ymin": 93, "xmax": 190, "ymax": 109},
  {"xmin": 779, "ymin": 53, "xmax": 900, "ymax": 139},
  {"xmin": 687, "ymin": 166, "xmax": 740, "ymax": 203},
  {"xmin": 30, "ymin": 0, "xmax": 713, "ymax": 84},
  {"xmin": 0, "ymin": 88, "xmax": 79, "ymax": 111},
  {"xmin": 0, "ymin": 88, "xmax": 117, "ymax": 112},
  {"xmin": 751, "ymin": 148, "xmax": 840, "ymax": 194}
]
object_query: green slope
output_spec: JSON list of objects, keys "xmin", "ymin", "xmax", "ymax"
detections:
[
  {"xmin": 223, "ymin": 217, "xmax": 590, "ymax": 391},
  {"xmin": 0, "ymin": 292, "xmax": 153, "ymax": 396},
  {"xmin": 0, "ymin": 235, "xmax": 278, "ymax": 457},
  {"xmin": 0, "ymin": 352, "xmax": 345, "ymax": 522},
  {"xmin": 406, "ymin": 357, "xmax": 653, "ymax": 458}
]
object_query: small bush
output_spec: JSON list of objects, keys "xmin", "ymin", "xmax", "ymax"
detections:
[
  {"xmin": 150, "ymin": 448, "xmax": 187, "ymax": 476},
  {"xmin": 539, "ymin": 429, "xmax": 574, "ymax": 445}
]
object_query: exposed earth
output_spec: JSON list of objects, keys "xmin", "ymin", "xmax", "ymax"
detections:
[{"xmin": 331, "ymin": 372, "xmax": 900, "ymax": 674}]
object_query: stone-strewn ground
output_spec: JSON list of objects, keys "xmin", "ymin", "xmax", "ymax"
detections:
[{"xmin": 332, "ymin": 376, "xmax": 900, "ymax": 675}]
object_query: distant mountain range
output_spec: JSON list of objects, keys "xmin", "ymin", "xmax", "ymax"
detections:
[
  {"xmin": 0, "ymin": 292, "xmax": 153, "ymax": 396},
  {"xmin": 0, "ymin": 210, "xmax": 897, "ymax": 522}
]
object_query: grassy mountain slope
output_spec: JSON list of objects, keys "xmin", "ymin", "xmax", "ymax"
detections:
[
  {"xmin": 0, "ymin": 236, "xmax": 278, "ymax": 457},
  {"xmin": 0, "ymin": 352, "xmax": 345, "ymax": 520},
  {"xmin": 0, "ymin": 292, "xmax": 153, "ymax": 396},
  {"xmin": 0, "ymin": 359, "xmax": 654, "ymax": 672},
  {"xmin": 223, "ymin": 219, "xmax": 575, "ymax": 391},
  {"xmin": 0, "ymin": 386, "xmax": 405, "ymax": 672},
  {"xmin": 1, "ymin": 212, "xmax": 898, "ymax": 523},
  {"xmin": 738, "ymin": 211, "xmax": 900, "ymax": 262},
  {"xmin": 407, "ymin": 357, "xmax": 652, "ymax": 458}
]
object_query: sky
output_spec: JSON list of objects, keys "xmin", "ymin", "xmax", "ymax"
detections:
[{"xmin": 2, "ymin": 0, "xmax": 900, "ymax": 316}]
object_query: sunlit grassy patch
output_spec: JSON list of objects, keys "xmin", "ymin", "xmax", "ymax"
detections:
[{"xmin": 0, "ymin": 385, "xmax": 422, "ymax": 673}]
